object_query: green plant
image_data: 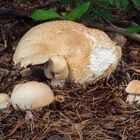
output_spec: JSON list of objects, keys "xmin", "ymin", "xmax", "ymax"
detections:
[
  {"xmin": 126, "ymin": 25, "xmax": 140, "ymax": 33},
  {"xmin": 31, "ymin": 2, "xmax": 90, "ymax": 21},
  {"xmin": 31, "ymin": 10, "xmax": 60, "ymax": 21},
  {"xmin": 31, "ymin": 0, "xmax": 139, "ymax": 33},
  {"xmin": 108, "ymin": 0, "xmax": 128, "ymax": 9},
  {"xmin": 64, "ymin": 2, "xmax": 90, "ymax": 20},
  {"xmin": 131, "ymin": 0, "xmax": 140, "ymax": 7}
]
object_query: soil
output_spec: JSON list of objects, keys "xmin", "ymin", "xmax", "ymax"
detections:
[{"xmin": 0, "ymin": 1, "xmax": 140, "ymax": 140}]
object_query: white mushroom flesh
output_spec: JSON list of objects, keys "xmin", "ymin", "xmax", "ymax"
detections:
[{"xmin": 89, "ymin": 47, "xmax": 117, "ymax": 77}]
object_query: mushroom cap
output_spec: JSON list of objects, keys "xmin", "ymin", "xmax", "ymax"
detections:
[
  {"xmin": 11, "ymin": 81, "xmax": 54, "ymax": 110},
  {"xmin": 13, "ymin": 20, "xmax": 122, "ymax": 84},
  {"xmin": 0, "ymin": 93, "xmax": 10, "ymax": 110},
  {"xmin": 125, "ymin": 80, "xmax": 140, "ymax": 94}
]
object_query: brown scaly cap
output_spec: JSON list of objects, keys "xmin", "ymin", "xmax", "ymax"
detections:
[{"xmin": 13, "ymin": 20, "xmax": 122, "ymax": 84}]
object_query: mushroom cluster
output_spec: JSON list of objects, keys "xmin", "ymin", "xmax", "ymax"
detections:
[
  {"xmin": 13, "ymin": 20, "xmax": 122, "ymax": 87},
  {"xmin": 0, "ymin": 20, "xmax": 123, "ymax": 112}
]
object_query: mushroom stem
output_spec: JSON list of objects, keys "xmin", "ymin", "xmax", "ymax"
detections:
[
  {"xmin": 126, "ymin": 94, "xmax": 140, "ymax": 104},
  {"xmin": 51, "ymin": 79, "xmax": 65, "ymax": 87},
  {"xmin": 25, "ymin": 111, "xmax": 34, "ymax": 121},
  {"xmin": 44, "ymin": 55, "xmax": 69, "ymax": 87},
  {"xmin": 50, "ymin": 55, "xmax": 68, "ymax": 74}
]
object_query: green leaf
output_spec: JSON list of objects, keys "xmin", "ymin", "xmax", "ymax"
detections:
[
  {"xmin": 60, "ymin": 12, "xmax": 67, "ymax": 16},
  {"xmin": 132, "ymin": 0, "xmax": 140, "ymax": 7},
  {"xmin": 31, "ymin": 9, "xmax": 60, "ymax": 21},
  {"xmin": 65, "ymin": 2, "xmax": 90, "ymax": 21},
  {"xmin": 126, "ymin": 25, "xmax": 140, "ymax": 33}
]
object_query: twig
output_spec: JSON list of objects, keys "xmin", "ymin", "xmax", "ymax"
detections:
[
  {"xmin": 3, "ymin": 119, "xmax": 26, "ymax": 139},
  {"xmin": 82, "ymin": 20, "xmax": 140, "ymax": 43},
  {"xmin": 0, "ymin": 26, "xmax": 7, "ymax": 48},
  {"xmin": 78, "ymin": 131, "xmax": 83, "ymax": 140},
  {"xmin": 122, "ymin": 126, "xmax": 127, "ymax": 140}
]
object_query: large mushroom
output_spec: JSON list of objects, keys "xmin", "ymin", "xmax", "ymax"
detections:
[{"xmin": 13, "ymin": 20, "xmax": 122, "ymax": 86}]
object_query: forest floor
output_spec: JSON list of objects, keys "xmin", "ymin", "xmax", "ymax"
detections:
[{"xmin": 0, "ymin": 1, "xmax": 140, "ymax": 140}]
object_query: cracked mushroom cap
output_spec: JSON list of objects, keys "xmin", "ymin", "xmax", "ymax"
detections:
[
  {"xmin": 11, "ymin": 81, "xmax": 54, "ymax": 110},
  {"xmin": 13, "ymin": 20, "xmax": 122, "ymax": 84}
]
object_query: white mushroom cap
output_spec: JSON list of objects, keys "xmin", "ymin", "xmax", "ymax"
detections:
[
  {"xmin": 13, "ymin": 20, "xmax": 122, "ymax": 85},
  {"xmin": 11, "ymin": 81, "xmax": 54, "ymax": 110},
  {"xmin": 125, "ymin": 80, "xmax": 140, "ymax": 104},
  {"xmin": 0, "ymin": 93, "xmax": 10, "ymax": 110}
]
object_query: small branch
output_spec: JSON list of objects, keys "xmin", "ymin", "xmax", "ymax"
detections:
[
  {"xmin": 3, "ymin": 119, "xmax": 26, "ymax": 139},
  {"xmin": 82, "ymin": 20, "xmax": 140, "ymax": 43},
  {"xmin": 0, "ymin": 26, "xmax": 7, "ymax": 48}
]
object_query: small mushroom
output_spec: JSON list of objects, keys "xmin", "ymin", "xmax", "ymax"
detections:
[
  {"xmin": 0, "ymin": 93, "xmax": 10, "ymax": 110},
  {"xmin": 13, "ymin": 20, "xmax": 122, "ymax": 86},
  {"xmin": 11, "ymin": 81, "xmax": 55, "ymax": 110},
  {"xmin": 125, "ymin": 80, "xmax": 140, "ymax": 104}
]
